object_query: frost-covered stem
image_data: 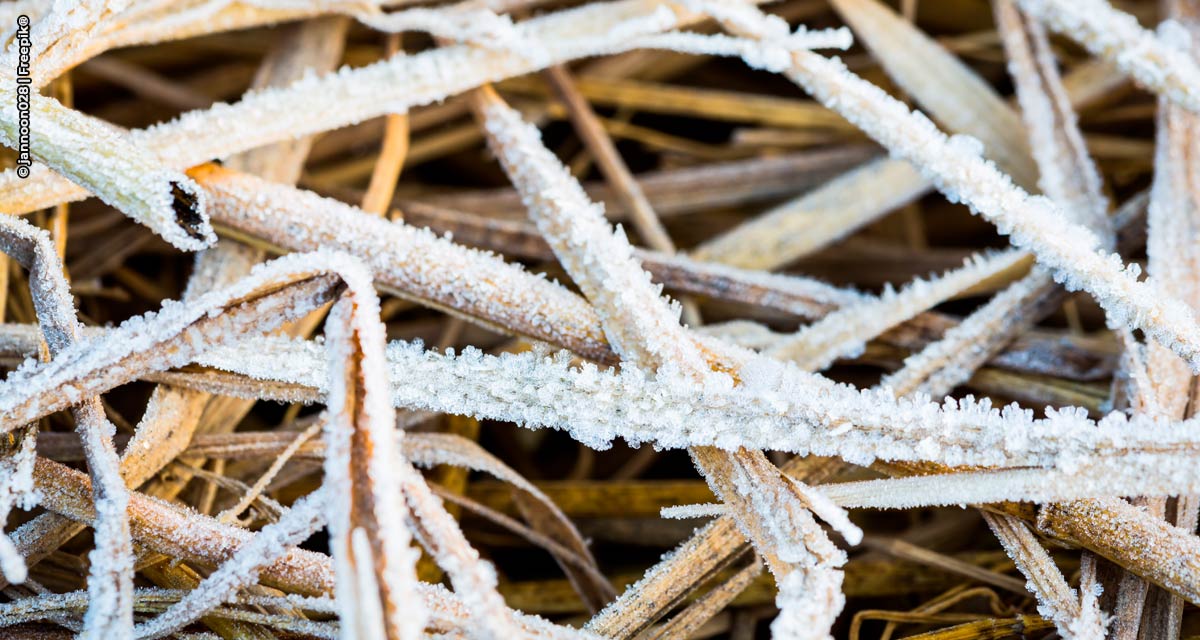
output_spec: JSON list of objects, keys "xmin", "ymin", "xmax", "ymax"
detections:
[
  {"xmin": 0, "ymin": 216, "xmax": 135, "ymax": 638},
  {"xmin": 0, "ymin": 80, "xmax": 212, "ymax": 251},
  {"xmin": 474, "ymin": 85, "xmax": 850, "ymax": 636},
  {"xmin": 996, "ymin": 0, "xmax": 1111, "ymax": 242},
  {"xmin": 1015, "ymin": 0, "xmax": 1200, "ymax": 115},
  {"xmin": 193, "ymin": 163, "xmax": 614, "ymax": 362},
  {"xmin": 473, "ymin": 86, "xmax": 708, "ymax": 372},
  {"xmin": 880, "ymin": 268, "xmax": 1060, "ymax": 396},
  {"xmin": 133, "ymin": 489, "xmax": 328, "ymax": 639},
  {"xmin": 766, "ymin": 45, "xmax": 1200, "ymax": 369},
  {"xmin": 768, "ymin": 250, "xmax": 1027, "ymax": 370},
  {"xmin": 322, "ymin": 290, "xmax": 426, "ymax": 640},
  {"xmin": 981, "ymin": 511, "xmax": 1097, "ymax": 637},
  {"xmin": 184, "ymin": 335, "xmax": 1200, "ymax": 485},
  {"xmin": 0, "ymin": 0, "xmax": 719, "ymax": 216}
]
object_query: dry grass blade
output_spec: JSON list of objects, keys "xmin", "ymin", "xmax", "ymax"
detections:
[
  {"xmin": 9, "ymin": 0, "xmax": 1200, "ymax": 636},
  {"xmin": 0, "ymin": 87, "xmax": 211, "ymax": 250},
  {"xmin": 0, "ymin": 215, "xmax": 134, "ymax": 638},
  {"xmin": 472, "ymin": 85, "xmax": 852, "ymax": 638},
  {"xmin": 0, "ymin": 0, "xmax": 730, "ymax": 216},
  {"xmin": 828, "ymin": 0, "xmax": 1037, "ymax": 189},
  {"xmin": 1016, "ymin": 0, "xmax": 1200, "ymax": 114}
]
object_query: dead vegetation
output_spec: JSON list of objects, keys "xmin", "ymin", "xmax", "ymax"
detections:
[{"xmin": 0, "ymin": 0, "xmax": 1198, "ymax": 638}]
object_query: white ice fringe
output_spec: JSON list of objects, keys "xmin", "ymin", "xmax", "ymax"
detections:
[
  {"xmin": 187, "ymin": 336, "xmax": 1200, "ymax": 495},
  {"xmin": 660, "ymin": 503, "xmax": 728, "ymax": 519}
]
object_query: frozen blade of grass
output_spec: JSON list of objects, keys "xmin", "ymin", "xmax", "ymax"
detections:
[
  {"xmin": 0, "ymin": 0, "xmax": 722, "ymax": 216},
  {"xmin": 694, "ymin": 51, "xmax": 1116, "ymax": 272},
  {"xmin": 322, "ymin": 263, "xmax": 536, "ymax": 638},
  {"xmin": 828, "ymin": 0, "xmax": 1038, "ymax": 190},
  {"xmin": 980, "ymin": 512, "xmax": 1103, "ymax": 638},
  {"xmin": 819, "ymin": 462, "xmax": 1200, "ymax": 508},
  {"xmin": 880, "ymin": 269, "xmax": 1060, "ymax": 397},
  {"xmin": 755, "ymin": 39, "xmax": 1200, "ymax": 369},
  {"xmin": 996, "ymin": 0, "xmax": 1112, "ymax": 242},
  {"xmin": 766, "ymin": 249, "xmax": 1028, "ymax": 371},
  {"xmin": 1016, "ymin": 0, "xmax": 1200, "ymax": 114},
  {"xmin": 474, "ymin": 85, "xmax": 847, "ymax": 634},
  {"xmin": 322, "ymin": 288, "xmax": 426, "ymax": 640},
  {"xmin": 191, "ymin": 335, "xmax": 1200, "ymax": 482},
  {"xmin": 0, "ymin": 215, "xmax": 134, "ymax": 638},
  {"xmin": 0, "ymin": 86, "xmax": 212, "ymax": 251},
  {"xmin": 193, "ymin": 164, "xmax": 615, "ymax": 362},
  {"xmin": 132, "ymin": 489, "xmax": 329, "ymax": 640},
  {"xmin": 473, "ymin": 87, "xmax": 708, "ymax": 372},
  {"xmin": 0, "ymin": 251, "xmax": 370, "ymax": 431}
]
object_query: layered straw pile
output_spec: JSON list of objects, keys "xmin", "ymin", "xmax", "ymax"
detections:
[{"xmin": 0, "ymin": 0, "xmax": 1198, "ymax": 638}]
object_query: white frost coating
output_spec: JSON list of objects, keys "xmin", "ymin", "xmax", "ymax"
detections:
[
  {"xmin": 772, "ymin": 46, "xmax": 1200, "ymax": 370},
  {"xmin": 770, "ymin": 565, "xmax": 844, "ymax": 640},
  {"xmin": 818, "ymin": 458, "xmax": 1200, "ymax": 508},
  {"xmin": 478, "ymin": 93, "xmax": 713, "ymax": 374},
  {"xmin": 630, "ymin": 27, "xmax": 852, "ymax": 73},
  {"xmin": 997, "ymin": 0, "xmax": 1112, "ymax": 243},
  {"xmin": 133, "ymin": 490, "xmax": 329, "ymax": 639},
  {"xmin": 0, "ymin": 215, "xmax": 134, "ymax": 639},
  {"xmin": 354, "ymin": 5, "xmax": 520, "ymax": 46},
  {"xmin": 194, "ymin": 338, "xmax": 1200, "ymax": 489},
  {"xmin": 659, "ymin": 503, "xmax": 728, "ymax": 519},
  {"xmin": 0, "ymin": 0, "xmax": 737, "ymax": 216},
  {"xmin": 1016, "ymin": 0, "xmax": 1200, "ymax": 114},
  {"xmin": 768, "ymin": 250, "xmax": 1027, "ymax": 370},
  {"xmin": 0, "ymin": 79, "xmax": 213, "ymax": 251},
  {"xmin": 881, "ymin": 268, "xmax": 1054, "ymax": 396},
  {"xmin": 1068, "ymin": 578, "xmax": 1109, "ymax": 640}
]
